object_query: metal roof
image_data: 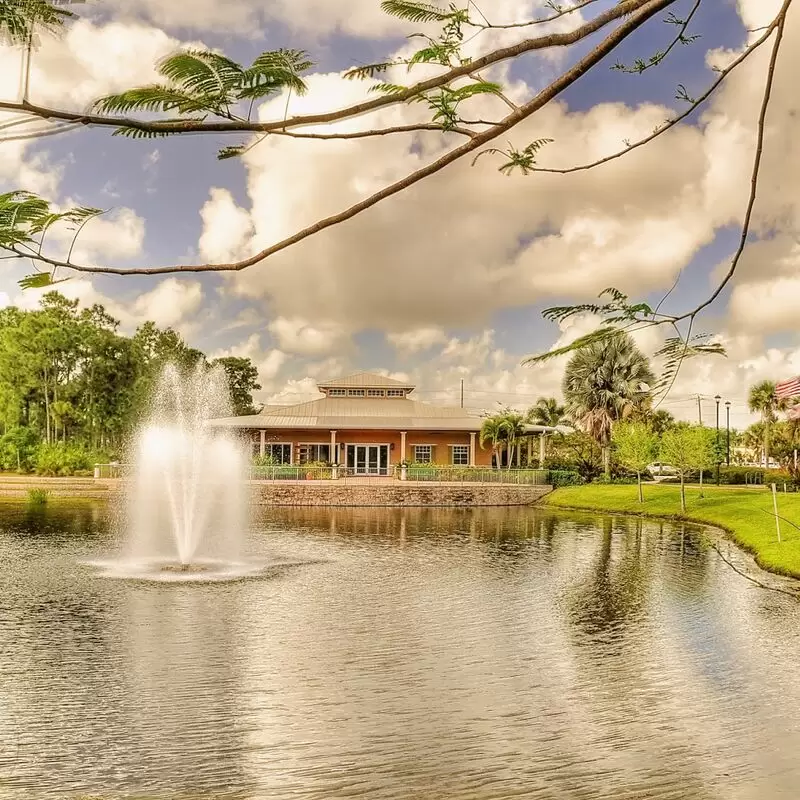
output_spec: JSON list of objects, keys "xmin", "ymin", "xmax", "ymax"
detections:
[
  {"xmin": 316, "ymin": 371, "xmax": 415, "ymax": 390},
  {"xmin": 209, "ymin": 396, "xmax": 556, "ymax": 433}
]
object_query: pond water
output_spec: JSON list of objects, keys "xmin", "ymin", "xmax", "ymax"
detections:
[{"xmin": 0, "ymin": 502, "xmax": 799, "ymax": 800}]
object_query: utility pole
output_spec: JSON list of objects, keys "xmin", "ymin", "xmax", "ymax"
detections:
[
  {"xmin": 460, "ymin": 379, "xmax": 464, "ymax": 409},
  {"xmin": 695, "ymin": 394, "xmax": 703, "ymax": 425}
]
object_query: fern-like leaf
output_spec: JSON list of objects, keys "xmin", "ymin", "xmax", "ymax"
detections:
[
  {"xmin": 18, "ymin": 272, "xmax": 57, "ymax": 289},
  {"xmin": 522, "ymin": 327, "xmax": 622, "ymax": 365},
  {"xmin": 94, "ymin": 85, "xmax": 211, "ymax": 115},
  {"xmin": 110, "ymin": 126, "xmax": 177, "ymax": 139},
  {"xmin": 158, "ymin": 49, "xmax": 243, "ymax": 103},
  {"xmin": 344, "ymin": 62, "xmax": 397, "ymax": 80},
  {"xmin": 217, "ymin": 144, "xmax": 247, "ymax": 160},
  {"xmin": 240, "ymin": 49, "xmax": 312, "ymax": 100},
  {"xmin": 380, "ymin": 0, "xmax": 453, "ymax": 23},
  {"xmin": 0, "ymin": 0, "xmax": 79, "ymax": 46},
  {"xmin": 369, "ymin": 82, "xmax": 409, "ymax": 95}
]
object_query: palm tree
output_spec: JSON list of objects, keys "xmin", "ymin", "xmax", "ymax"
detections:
[
  {"xmin": 501, "ymin": 411, "xmax": 527, "ymax": 468},
  {"xmin": 563, "ymin": 332, "xmax": 656, "ymax": 478},
  {"xmin": 479, "ymin": 415, "xmax": 506, "ymax": 468},
  {"xmin": 526, "ymin": 397, "xmax": 568, "ymax": 463},
  {"xmin": 527, "ymin": 397, "xmax": 567, "ymax": 427},
  {"xmin": 748, "ymin": 380, "xmax": 779, "ymax": 467}
]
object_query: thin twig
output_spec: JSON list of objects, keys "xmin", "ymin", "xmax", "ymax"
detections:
[
  {"xmin": 0, "ymin": 123, "xmax": 81, "ymax": 143},
  {"xmin": 475, "ymin": 0, "xmax": 600, "ymax": 30},
  {"xmin": 532, "ymin": 21, "xmax": 776, "ymax": 176},
  {"xmin": 614, "ymin": 0, "xmax": 703, "ymax": 74},
  {"xmin": 3, "ymin": 0, "xmax": 677, "ymax": 278},
  {"xmin": 469, "ymin": 70, "xmax": 519, "ymax": 110},
  {"xmin": 677, "ymin": 0, "xmax": 790, "ymax": 321}
]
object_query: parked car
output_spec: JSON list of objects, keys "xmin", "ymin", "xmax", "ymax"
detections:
[{"xmin": 647, "ymin": 462, "xmax": 677, "ymax": 477}]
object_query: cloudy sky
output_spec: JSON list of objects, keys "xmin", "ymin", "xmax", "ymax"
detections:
[{"xmin": 0, "ymin": 0, "xmax": 797, "ymax": 428}]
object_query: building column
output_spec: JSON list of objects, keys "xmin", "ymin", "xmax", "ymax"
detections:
[
  {"xmin": 259, "ymin": 429, "xmax": 266, "ymax": 457},
  {"xmin": 400, "ymin": 431, "xmax": 407, "ymax": 462},
  {"xmin": 469, "ymin": 432, "xmax": 476, "ymax": 467},
  {"xmin": 330, "ymin": 430, "xmax": 337, "ymax": 464},
  {"xmin": 539, "ymin": 432, "xmax": 546, "ymax": 468},
  {"xmin": 527, "ymin": 437, "xmax": 532, "ymax": 467}
]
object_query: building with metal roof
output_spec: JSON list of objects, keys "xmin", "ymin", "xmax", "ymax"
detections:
[{"xmin": 210, "ymin": 372, "xmax": 555, "ymax": 475}]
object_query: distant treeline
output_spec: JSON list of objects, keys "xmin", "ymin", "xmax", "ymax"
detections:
[{"xmin": 0, "ymin": 291, "xmax": 261, "ymax": 474}]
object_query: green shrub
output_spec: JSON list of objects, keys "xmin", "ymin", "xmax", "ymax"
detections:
[
  {"xmin": 0, "ymin": 427, "xmax": 39, "ymax": 472},
  {"xmin": 592, "ymin": 474, "xmax": 638, "ymax": 485},
  {"xmin": 548, "ymin": 469, "xmax": 584, "ymax": 487},
  {"xmin": 34, "ymin": 443, "xmax": 94, "ymax": 476},
  {"xmin": 715, "ymin": 466, "xmax": 795, "ymax": 486},
  {"xmin": 27, "ymin": 488, "xmax": 49, "ymax": 505}
]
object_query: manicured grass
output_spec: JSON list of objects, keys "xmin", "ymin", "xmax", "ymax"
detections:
[{"xmin": 543, "ymin": 483, "xmax": 800, "ymax": 579}]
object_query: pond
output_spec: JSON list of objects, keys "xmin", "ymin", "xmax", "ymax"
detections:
[{"xmin": 0, "ymin": 502, "xmax": 799, "ymax": 799}]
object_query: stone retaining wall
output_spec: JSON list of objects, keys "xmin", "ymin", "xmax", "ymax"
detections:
[
  {"xmin": 0, "ymin": 476, "xmax": 551, "ymax": 506},
  {"xmin": 251, "ymin": 482, "xmax": 551, "ymax": 507}
]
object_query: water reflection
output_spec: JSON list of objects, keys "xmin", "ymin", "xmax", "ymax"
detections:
[{"xmin": 0, "ymin": 502, "xmax": 798, "ymax": 799}]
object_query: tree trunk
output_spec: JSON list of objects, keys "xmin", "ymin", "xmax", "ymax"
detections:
[
  {"xmin": 602, "ymin": 444, "xmax": 611, "ymax": 478},
  {"xmin": 699, "ymin": 468, "xmax": 704, "ymax": 499},
  {"xmin": 637, "ymin": 471, "xmax": 643, "ymax": 503},
  {"xmin": 43, "ymin": 368, "xmax": 51, "ymax": 445},
  {"xmin": 680, "ymin": 475, "xmax": 686, "ymax": 513},
  {"xmin": 764, "ymin": 417, "xmax": 770, "ymax": 468}
]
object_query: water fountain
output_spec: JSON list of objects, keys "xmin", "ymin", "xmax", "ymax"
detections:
[{"xmin": 89, "ymin": 363, "xmax": 286, "ymax": 583}]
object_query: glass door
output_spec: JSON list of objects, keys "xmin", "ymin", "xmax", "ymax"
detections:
[
  {"xmin": 349, "ymin": 445, "xmax": 390, "ymax": 475},
  {"xmin": 367, "ymin": 446, "xmax": 379, "ymax": 475}
]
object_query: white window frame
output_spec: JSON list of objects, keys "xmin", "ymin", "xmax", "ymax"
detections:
[
  {"xmin": 298, "ymin": 443, "xmax": 331, "ymax": 464},
  {"xmin": 413, "ymin": 444, "xmax": 433, "ymax": 463},
  {"xmin": 265, "ymin": 442, "xmax": 293, "ymax": 464},
  {"xmin": 367, "ymin": 389, "xmax": 385, "ymax": 397},
  {"xmin": 327, "ymin": 388, "xmax": 346, "ymax": 397},
  {"xmin": 387, "ymin": 389, "xmax": 406, "ymax": 397},
  {"xmin": 451, "ymin": 445, "xmax": 470, "ymax": 466},
  {"xmin": 348, "ymin": 389, "xmax": 366, "ymax": 397}
]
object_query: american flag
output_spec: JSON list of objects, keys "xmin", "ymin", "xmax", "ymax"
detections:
[{"xmin": 776, "ymin": 376, "xmax": 800, "ymax": 400}]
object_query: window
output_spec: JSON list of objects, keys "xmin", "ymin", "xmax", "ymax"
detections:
[
  {"xmin": 265, "ymin": 443, "xmax": 292, "ymax": 464},
  {"xmin": 298, "ymin": 444, "xmax": 331, "ymax": 464},
  {"xmin": 328, "ymin": 388, "xmax": 346, "ymax": 397},
  {"xmin": 413, "ymin": 445, "xmax": 432, "ymax": 463},
  {"xmin": 451, "ymin": 445, "xmax": 470, "ymax": 466},
  {"xmin": 387, "ymin": 389, "xmax": 405, "ymax": 397},
  {"xmin": 367, "ymin": 389, "xmax": 385, "ymax": 397},
  {"xmin": 348, "ymin": 389, "xmax": 366, "ymax": 397}
]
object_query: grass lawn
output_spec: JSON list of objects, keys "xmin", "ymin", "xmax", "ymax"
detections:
[{"xmin": 543, "ymin": 483, "xmax": 800, "ymax": 579}]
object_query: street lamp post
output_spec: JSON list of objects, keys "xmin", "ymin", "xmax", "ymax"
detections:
[
  {"xmin": 715, "ymin": 395, "xmax": 721, "ymax": 485},
  {"xmin": 725, "ymin": 401, "xmax": 731, "ymax": 466}
]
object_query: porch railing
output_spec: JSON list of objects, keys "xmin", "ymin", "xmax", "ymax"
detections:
[
  {"xmin": 397, "ymin": 466, "xmax": 549, "ymax": 485},
  {"xmin": 95, "ymin": 463, "xmax": 551, "ymax": 485}
]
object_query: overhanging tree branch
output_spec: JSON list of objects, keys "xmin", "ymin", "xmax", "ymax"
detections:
[
  {"xmin": 3, "ymin": 0, "xmax": 678, "ymax": 278},
  {"xmin": 0, "ymin": 0, "xmax": 664, "ymax": 139}
]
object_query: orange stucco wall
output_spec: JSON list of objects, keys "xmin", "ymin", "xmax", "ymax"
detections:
[{"xmin": 245, "ymin": 427, "xmax": 494, "ymax": 466}]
